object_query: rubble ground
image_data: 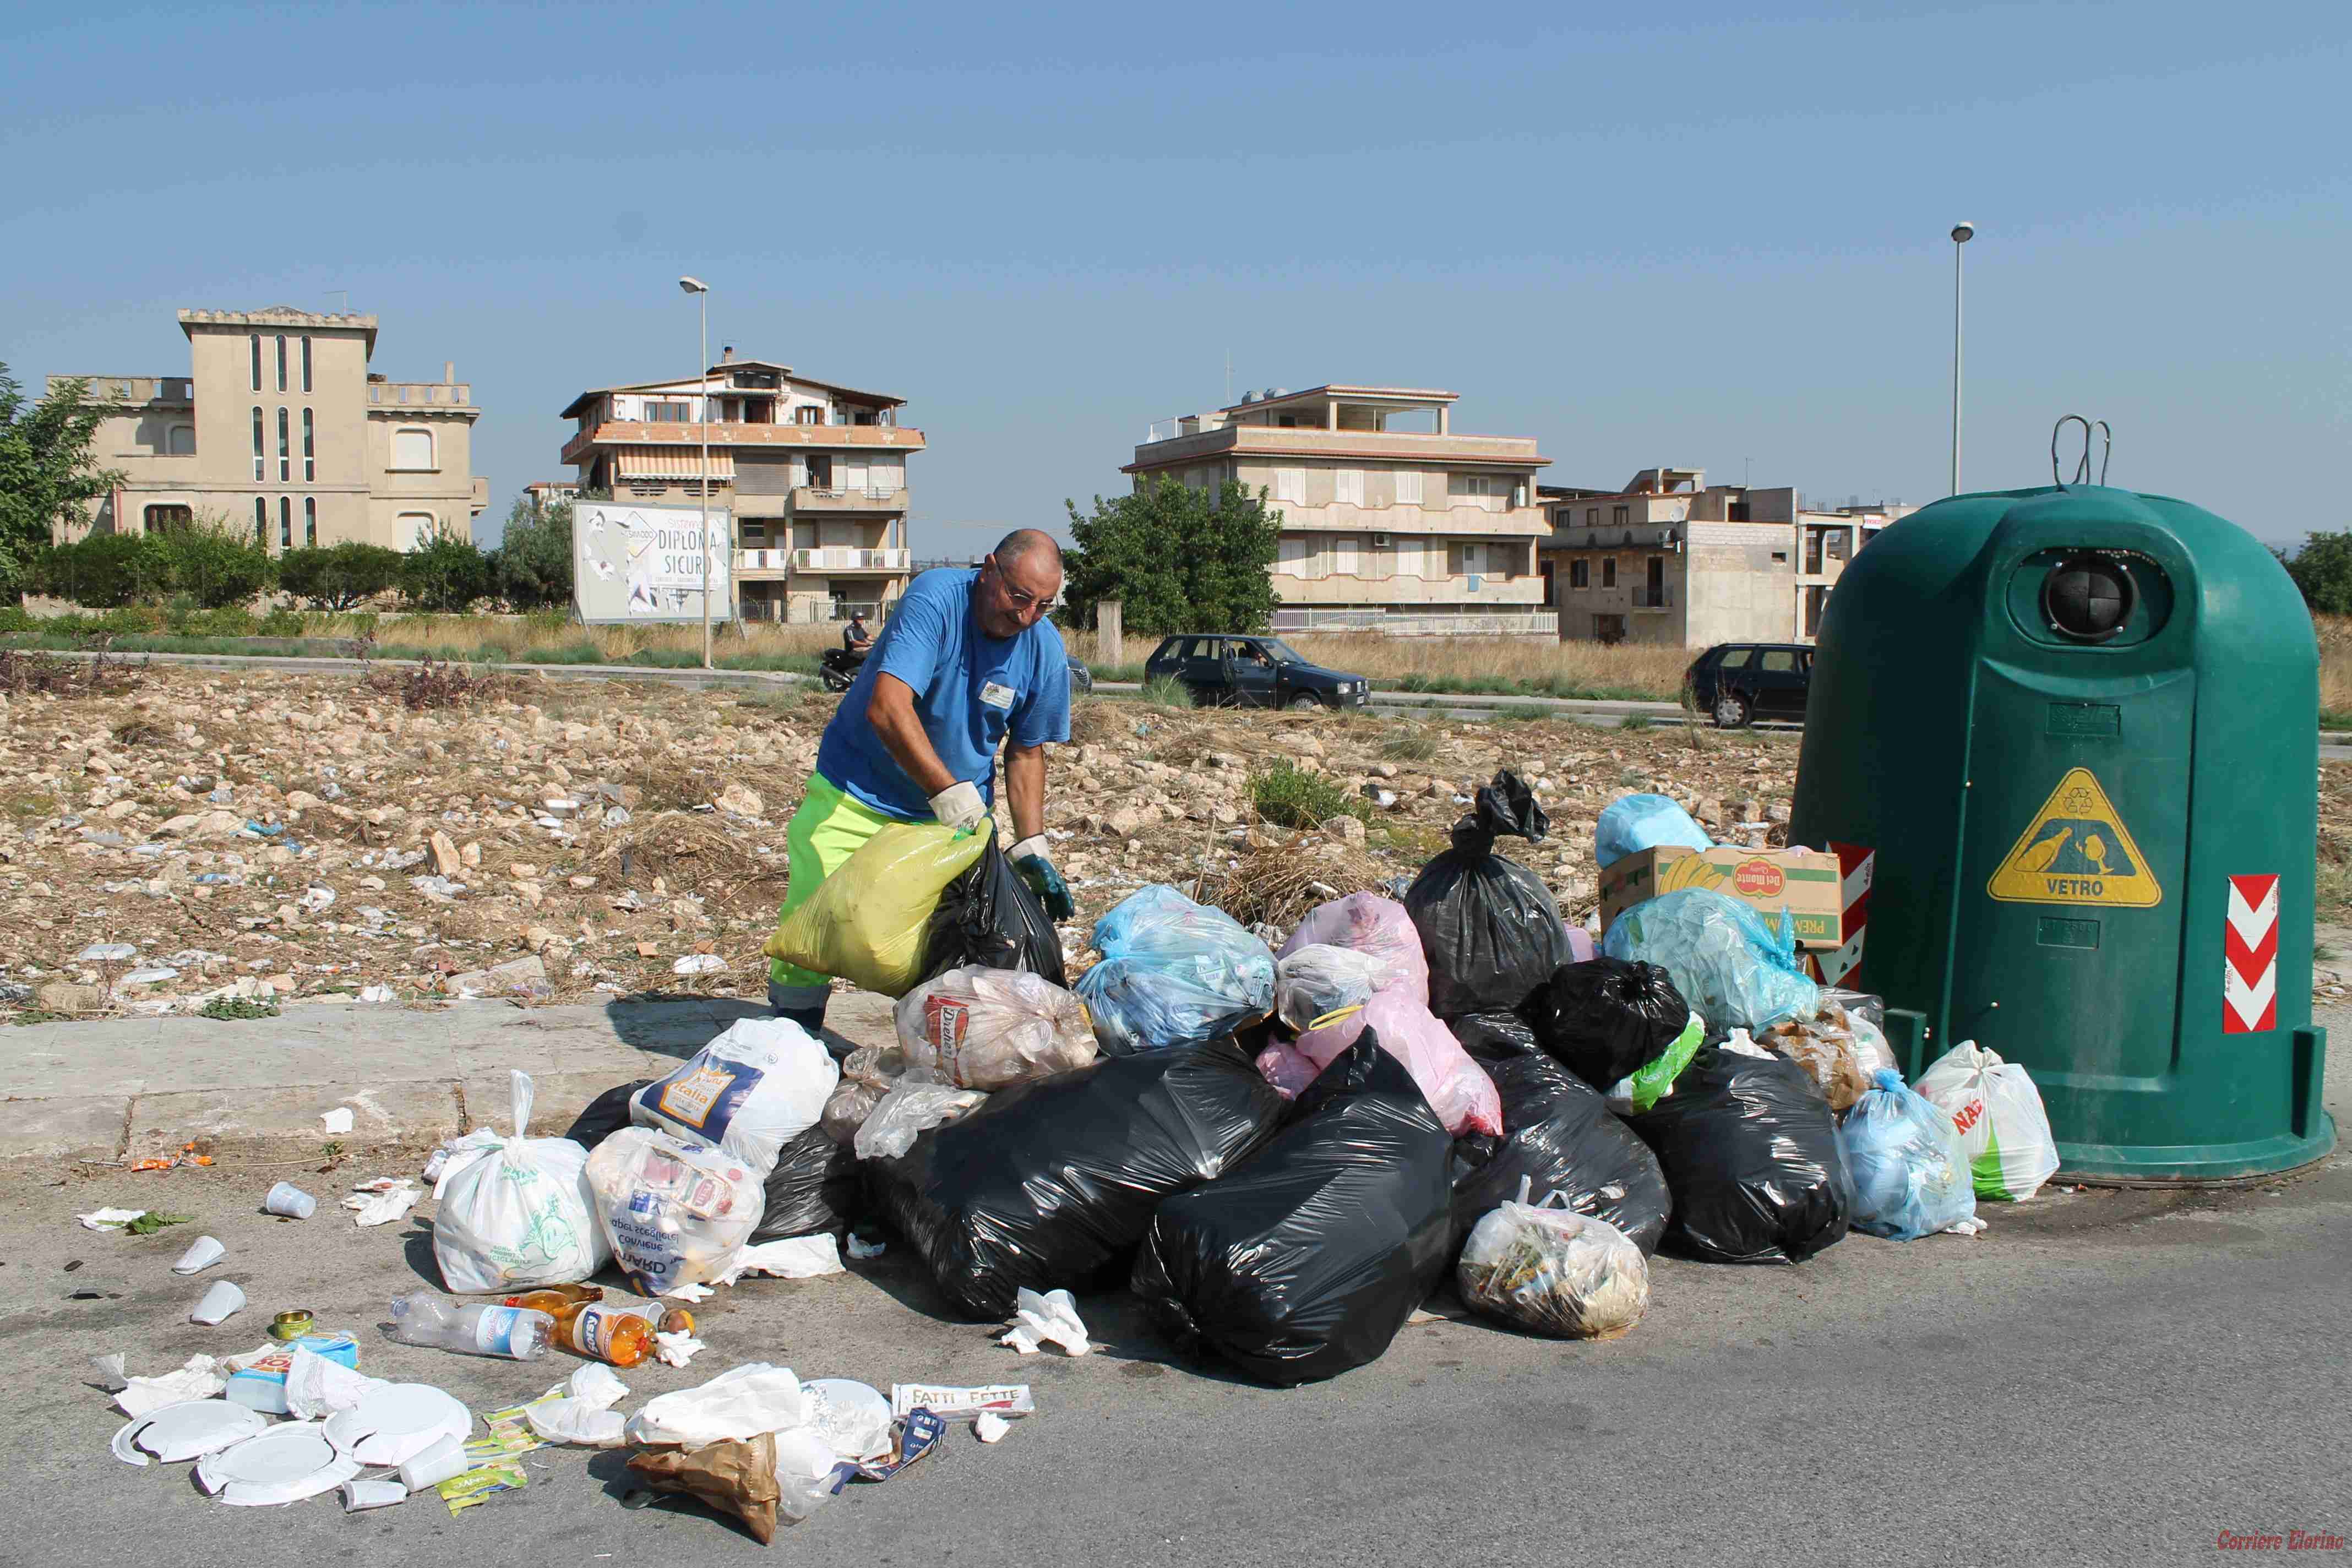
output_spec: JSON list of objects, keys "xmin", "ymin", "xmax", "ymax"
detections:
[{"xmin": 3, "ymin": 663, "xmax": 2340, "ymax": 1019}]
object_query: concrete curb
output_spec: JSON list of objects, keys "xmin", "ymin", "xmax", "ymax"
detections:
[{"xmin": 2, "ymin": 991, "xmax": 897, "ymax": 1168}]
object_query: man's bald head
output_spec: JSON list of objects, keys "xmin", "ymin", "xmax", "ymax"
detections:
[{"xmin": 993, "ymin": 529, "xmax": 1064, "ymax": 574}]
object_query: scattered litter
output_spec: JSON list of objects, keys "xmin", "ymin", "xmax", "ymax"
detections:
[
  {"xmin": 388, "ymin": 1292, "xmax": 555, "ymax": 1360},
  {"xmin": 344, "ymin": 1179, "xmax": 421, "ymax": 1227},
  {"xmin": 341, "ymin": 1477, "xmax": 407, "ymax": 1512},
  {"xmin": 113, "ymin": 1354, "xmax": 231, "ymax": 1417},
  {"xmin": 525, "ymin": 1397, "xmax": 627, "ymax": 1448},
  {"xmin": 284, "ymin": 1344, "xmax": 388, "ymax": 1419},
  {"xmin": 846, "ymin": 1234, "xmax": 887, "ymax": 1260},
  {"xmin": 324, "ymin": 1383, "xmax": 473, "ymax": 1467},
  {"xmin": 89, "ymin": 1352, "xmax": 129, "ymax": 1391},
  {"xmin": 77, "ymin": 942, "xmax": 139, "ymax": 962},
  {"xmin": 78, "ymin": 1207, "xmax": 146, "ymax": 1232},
  {"xmin": 569, "ymin": 1363, "xmax": 630, "ymax": 1408},
  {"xmin": 671, "ymin": 953, "xmax": 726, "ymax": 976},
  {"xmin": 226, "ymin": 1333, "xmax": 361, "ymax": 1414},
  {"xmin": 122, "ymin": 966, "xmax": 179, "ymax": 986},
  {"xmin": 438, "ymin": 1459, "xmax": 528, "ymax": 1515},
  {"xmin": 171, "ymin": 1235, "xmax": 226, "ymax": 1275},
  {"xmin": 262, "ymin": 1182, "xmax": 317, "ymax": 1219},
  {"xmin": 662, "ymin": 1281, "xmax": 715, "ymax": 1304},
  {"xmin": 318, "ymin": 1107, "xmax": 355, "ymax": 1135},
  {"xmin": 626, "ymin": 1363, "xmax": 808, "ymax": 1447},
  {"xmin": 714, "ymin": 1233, "xmax": 845, "ymax": 1284},
  {"xmin": 112, "ymin": 1400, "xmax": 268, "ymax": 1467},
  {"xmin": 398, "ymin": 1434, "xmax": 472, "ymax": 1490},
  {"xmin": 196, "ymin": 1421, "xmax": 362, "ymax": 1506},
  {"xmin": 890, "ymin": 1383, "xmax": 1034, "ymax": 1422},
  {"xmin": 973, "ymin": 1411, "xmax": 1010, "ymax": 1443},
  {"xmin": 189, "ymin": 1280, "xmax": 248, "ymax": 1325},
  {"xmin": 654, "ymin": 1330, "xmax": 705, "ymax": 1368},
  {"xmin": 358, "ymin": 984, "xmax": 397, "ymax": 1004},
  {"xmin": 800, "ymin": 1379, "xmax": 895, "ymax": 1464},
  {"xmin": 999, "ymin": 1287, "xmax": 1092, "ymax": 1357}
]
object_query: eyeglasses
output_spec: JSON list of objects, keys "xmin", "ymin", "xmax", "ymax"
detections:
[{"xmin": 989, "ymin": 562, "xmax": 1058, "ymax": 612}]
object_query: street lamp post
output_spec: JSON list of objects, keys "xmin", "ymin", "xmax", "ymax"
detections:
[
  {"xmin": 678, "ymin": 275, "xmax": 714, "ymax": 668},
  {"xmin": 1949, "ymin": 221, "xmax": 1973, "ymax": 496}
]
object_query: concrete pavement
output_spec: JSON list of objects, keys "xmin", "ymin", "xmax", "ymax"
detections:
[{"xmin": 0, "ymin": 990, "xmax": 899, "ymax": 1166}]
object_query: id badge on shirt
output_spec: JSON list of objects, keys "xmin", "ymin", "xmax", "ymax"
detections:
[{"xmin": 979, "ymin": 680, "xmax": 1018, "ymax": 711}]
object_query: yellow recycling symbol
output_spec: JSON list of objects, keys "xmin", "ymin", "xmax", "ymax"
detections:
[{"xmin": 1986, "ymin": 767, "xmax": 2162, "ymax": 907}]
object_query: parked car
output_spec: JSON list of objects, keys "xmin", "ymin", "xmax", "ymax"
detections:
[
  {"xmin": 1142, "ymin": 635, "xmax": 1371, "ymax": 711},
  {"xmin": 1685, "ymin": 642, "xmax": 1813, "ymax": 728},
  {"xmin": 1066, "ymin": 654, "xmax": 1095, "ymax": 696}
]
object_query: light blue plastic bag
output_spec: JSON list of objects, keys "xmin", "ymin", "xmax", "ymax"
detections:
[
  {"xmin": 1600, "ymin": 888, "xmax": 1819, "ymax": 1033},
  {"xmin": 1595, "ymin": 793, "xmax": 1713, "ymax": 872},
  {"xmin": 1077, "ymin": 885, "xmax": 1276, "ymax": 1054},
  {"xmin": 1838, "ymin": 1069, "xmax": 1977, "ymax": 1240}
]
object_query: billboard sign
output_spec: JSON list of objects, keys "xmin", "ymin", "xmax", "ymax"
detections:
[{"xmin": 572, "ymin": 502, "xmax": 733, "ymax": 625}]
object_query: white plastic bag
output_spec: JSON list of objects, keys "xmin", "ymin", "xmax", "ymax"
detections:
[
  {"xmin": 432, "ymin": 1070, "xmax": 609, "ymax": 1293},
  {"xmin": 894, "ymin": 967, "xmax": 1097, "ymax": 1090},
  {"xmin": 625, "ymin": 1362, "xmax": 808, "ymax": 1448},
  {"xmin": 585, "ymin": 1126, "xmax": 766, "ymax": 1293},
  {"xmin": 630, "ymin": 1017, "xmax": 839, "ymax": 1174},
  {"xmin": 853, "ymin": 1082, "xmax": 988, "ymax": 1162},
  {"xmin": 1457, "ymin": 1184, "xmax": 1650, "ymax": 1339},
  {"xmin": 1913, "ymin": 1041, "xmax": 2061, "ymax": 1202}
]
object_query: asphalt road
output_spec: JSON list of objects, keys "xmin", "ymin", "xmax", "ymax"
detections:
[{"xmin": 13, "ymin": 1023, "xmax": 2346, "ymax": 1567}]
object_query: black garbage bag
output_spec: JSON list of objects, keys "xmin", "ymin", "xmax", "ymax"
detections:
[
  {"xmin": 1404, "ymin": 770, "xmax": 1569, "ymax": 1020},
  {"xmin": 1625, "ymin": 1046, "xmax": 1854, "ymax": 1265},
  {"xmin": 565, "ymin": 1078, "xmax": 857, "ymax": 1239},
  {"xmin": 1446, "ymin": 1014, "xmax": 1672, "ymax": 1256},
  {"xmin": 1522, "ymin": 958, "xmax": 1691, "ymax": 1090},
  {"xmin": 1131, "ymin": 1032, "xmax": 1454, "ymax": 1387},
  {"xmin": 867, "ymin": 1038, "xmax": 1285, "ymax": 1319},
  {"xmin": 920, "ymin": 834, "xmax": 1066, "ymax": 988}
]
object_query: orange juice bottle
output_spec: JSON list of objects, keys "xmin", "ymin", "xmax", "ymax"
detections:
[
  {"xmin": 560, "ymin": 1302, "xmax": 654, "ymax": 1367},
  {"xmin": 504, "ymin": 1285, "xmax": 603, "ymax": 1320}
]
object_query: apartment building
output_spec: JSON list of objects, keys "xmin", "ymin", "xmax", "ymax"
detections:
[
  {"xmin": 559, "ymin": 351, "xmax": 923, "ymax": 623},
  {"xmin": 1539, "ymin": 467, "xmax": 1914, "ymax": 646},
  {"xmin": 50, "ymin": 307, "xmax": 487, "ymax": 552},
  {"xmin": 1124, "ymin": 385, "xmax": 1554, "ymax": 636}
]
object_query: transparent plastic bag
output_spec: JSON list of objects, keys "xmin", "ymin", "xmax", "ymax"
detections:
[
  {"xmin": 1273, "ymin": 944, "xmax": 1386, "ymax": 1034},
  {"xmin": 1913, "ymin": 1041, "xmax": 2061, "ymax": 1202},
  {"xmin": 894, "ymin": 966, "xmax": 1097, "ymax": 1090},
  {"xmin": 584, "ymin": 1126, "xmax": 765, "ymax": 1293},
  {"xmin": 1601, "ymin": 888, "xmax": 1820, "ymax": 1033},
  {"xmin": 1276, "ymin": 892, "xmax": 1428, "ymax": 1000},
  {"xmin": 1457, "ymin": 1183, "xmax": 1651, "ymax": 1338},
  {"xmin": 820, "ymin": 1047, "xmax": 904, "ymax": 1146},
  {"xmin": 853, "ymin": 1082, "xmax": 989, "ymax": 1162},
  {"xmin": 432, "ymin": 1070, "xmax": 609, "ymax": 1293},
  {"xmin": 1763, "ymin": 993, "xmax": 1899, "ymax": 1112},
  {"xmin": 763, "ymin": 821, "xmax": 988, "ymax": 997},
  {"xmin": 1594, "ymin": 793, "xmax": 1712, "ymax": 872},
  {"xmin": 1076, "ymin": 885, "xmax": 1276, "ymax": 1054},
  {"xmin": 1839, "ymin": 1069, "xmax": 1977, "ymax": 1240},
  {"xmin": 630, "ymin": 1016, "xmax": 839, "ymax": 1174}
]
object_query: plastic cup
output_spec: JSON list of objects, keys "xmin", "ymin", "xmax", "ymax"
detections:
[
  {"xmin": 263, "ymin": 1182, "xmax": 317, "ymax": 1219},
  {"xmin": 341, "ymin": 1477, "xmax": 408, "ymax": 1512},
  {"xmin": 398, "ymin": 1434, "xmax": 469, "ymax": 1491},
  {"xmin": 172, "ymin": 1235, "xmax": 226, "ymax": 1275},
  {"xmin": 189, "ymin": 1280, "xmax": 247, "ymax": 1325}
]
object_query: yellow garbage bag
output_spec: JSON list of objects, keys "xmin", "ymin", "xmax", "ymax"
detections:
[{"xmin": 762, "ymin": 821, "xmax": 987, "ymax": 997}]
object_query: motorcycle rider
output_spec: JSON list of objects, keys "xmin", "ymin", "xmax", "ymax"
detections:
[{"xmin": 840, "ymin": 611, "xmax": 872, "ymax": 666}]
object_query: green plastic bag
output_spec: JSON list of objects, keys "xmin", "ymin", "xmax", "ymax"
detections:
[{"xmin": 1615, "ymin": 1011, "xmax": 1703, "ymax": 1114}]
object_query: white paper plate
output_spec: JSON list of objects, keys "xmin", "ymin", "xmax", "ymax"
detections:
[
  {"xmin": 111, "ymin": 1400, "xmax": 266, "ymax": 1466},
  {"xmin": 196, "ymin": 1422, "xmax": 363, "ymax": 1505},
  {"xmin": 322, "ymin": 1384, "xmax": 472, "ymax": 1466}
]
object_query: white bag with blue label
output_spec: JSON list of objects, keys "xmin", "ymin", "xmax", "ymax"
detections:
[{"xmin": 629, "ymin": 1017, "xmax": 839, "ymax": 1175}]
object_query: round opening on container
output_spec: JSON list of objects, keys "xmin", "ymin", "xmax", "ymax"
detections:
[{"xmin": 2041, "ymin": 552, "xmax": 2136, "ymax": 642}]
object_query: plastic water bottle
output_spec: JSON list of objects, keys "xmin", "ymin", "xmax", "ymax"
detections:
[{"xmin": 387, "ymin": 1291, "xmax": 553, "ymax": 1360}]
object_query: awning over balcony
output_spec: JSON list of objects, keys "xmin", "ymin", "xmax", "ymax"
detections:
[{"xmin": 613, "ymin": 446, "xmax": 736, "ymax": 481}]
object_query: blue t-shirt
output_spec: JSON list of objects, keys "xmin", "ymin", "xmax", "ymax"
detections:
[{"xmin": 815, "ymin": 569, "xmax": 1072, "ymax": 820}]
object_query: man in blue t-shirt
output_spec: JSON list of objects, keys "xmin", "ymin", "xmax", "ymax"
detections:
[{"xmin": 765, "ymin": 529, "xmax": 1075, "ymax": 1036}]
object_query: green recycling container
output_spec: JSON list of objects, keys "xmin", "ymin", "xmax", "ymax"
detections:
[{"xmin": 1789, "ymin": 482, "xmax": 2334, "ymax": 1182}]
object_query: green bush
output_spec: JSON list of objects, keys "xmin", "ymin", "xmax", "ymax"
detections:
[
  {"xmin": 398, "ymin": 535, "xmax": 494, "ymax": 612},
  {"xmin": 1139, "ymin": 672, "xmax": 1193, "ymax": 709},
  {"xmin": 37, "ymin": 533, "xmax": 168, "ymax": 606},
  {"xmin": 148, "ymin": 521, "xmax": 274, "ymax": 608},
  {"xmin": 280, "ymin": 542, "xmax": 404, "ymax": 610},
  {"xmin": 1250, "ymin": 759, "xmax": 1372, "ymax": 830},
  {"xmin": 491, "ymin": 497, "xmax": 575, "ymax": 610},
  {"xmin": 1380, "ymin": 724, "xmax": 1439, "ymax": 761}
]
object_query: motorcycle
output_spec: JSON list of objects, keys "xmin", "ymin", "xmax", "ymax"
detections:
[{"xmin": 819, "ymin": 647, "xmax": 867, "ymax": 693}]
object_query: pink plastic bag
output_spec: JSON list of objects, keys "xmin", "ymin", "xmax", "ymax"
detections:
[
  {"xmin": 1254, "ymin": 1042, "xmax": 1322, "ymax": 1100},
  {"xmin": 1278, "ymin": 894, "xmax": 1429, "ymax": 1002},
  {"xmin": 1356, "ymin": 990, "xmax": 1501, "ymax": 1137}
]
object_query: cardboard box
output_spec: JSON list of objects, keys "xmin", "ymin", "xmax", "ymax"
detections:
[{"xmin": 1598, "ymin": 845, "xmax": 1845, "ymax": 950}]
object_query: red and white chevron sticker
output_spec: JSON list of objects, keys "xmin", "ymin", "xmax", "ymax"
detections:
[
  {"xmin": 2223, "ymin": 873, "xmax": 2278, "ymax": 1034},
  {"xmin": 1812, "ymin": 842, "xmax": 1875, "ymax": 988}
]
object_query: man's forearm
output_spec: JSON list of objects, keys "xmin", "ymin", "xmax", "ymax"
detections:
[
  {"xmin": 1005, "ymin": 744, "xmax": 1046, "ymax": 842},
  {"xmin": 866, "ymin": 674, "xmax": 958, "ymax": 799}
]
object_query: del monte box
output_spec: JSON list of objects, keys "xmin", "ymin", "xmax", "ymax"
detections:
[{"xmin": 1598, "ymin": 845, "xmax": 1844, "ymax": 950}]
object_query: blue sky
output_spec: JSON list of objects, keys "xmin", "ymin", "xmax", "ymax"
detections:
[{"xmin": 3, "ymin": 1, "xmax": 2344, "ymax": 553}]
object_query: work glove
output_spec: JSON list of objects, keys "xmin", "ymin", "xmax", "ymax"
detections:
[
  {"xmin": 928, "ymin": 781, "xmax": 990, "ymax": 835},
  {"xmin": 1009, "ymin": 834, "xmax": 1076, "ymax": 922}
]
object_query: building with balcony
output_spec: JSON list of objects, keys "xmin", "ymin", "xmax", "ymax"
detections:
[
  {"xmin": 48, "ymin": 307, "xmax": 487, "ymax": 553},
  {"xmin": 1123, "ymin": 385, "xmax": 1554, "ymax": 636},
  {"xmin": 1538, "ymin": 466, "xmax": 1917, "ymax": 646},
  {"xmin": 559, "ymin": 350, "xmax": 922, "ymax": 623}
]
